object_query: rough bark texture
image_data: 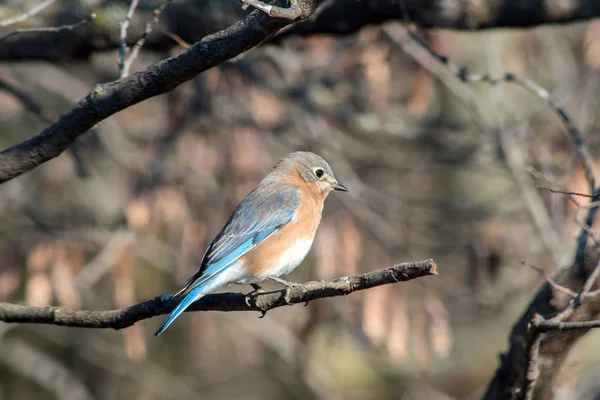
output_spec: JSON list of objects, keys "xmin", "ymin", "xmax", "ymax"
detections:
[
  {"xmin": 0, "ymin": 1, "xmax": 302, "ymax": 183},
  {"xmin": 1, "ymin": 0, "xmax": 600, "ymax": 61},
  {"xmin": 483, "ymin": 250, "xmax": 600, "ymax": 400},
  {"xmin": 0, "ymin": 260, "xmax": 437, "ymax": 330}
]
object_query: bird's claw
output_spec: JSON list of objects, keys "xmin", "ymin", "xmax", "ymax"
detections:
[
  {"xmin": 244, "ymin": 284, "xmax": 265, "ymax": 308},
  {"xmin": 282, "ymin": 286, "xmax": 294, "ymax": 306},
  {"xmin": 259, "ymin": 309, "xmax": 268, "ymax": 318}
]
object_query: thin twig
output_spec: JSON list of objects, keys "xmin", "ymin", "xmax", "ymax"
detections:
[
  {"xmin": 121, "ymin": 0, "xmax": 172, "ymax": 78},
  {"xmin": 536, "ymin": 318, "xmax": 600, "ymax": 332},
  {"xmin": 521, "ymin": 260, "xmax": 577, "ymax": 297},
  {"xmin": 387, "ymin": 23, "xmax": 600, "ymax": 400},
  {"xmin": 527, "ymin": 167, "xmax": 581, "ymax": 207},
  {"xmin": 161, "ymin": 30, "xmax": 191, "ymax": 49},
  {"xmin": 0, "ymin": 260, "xmax": 437, "ymax": 330},
  {"xmin": 0, "ymin": 0, "xmax": 56, "ymax": 27},
  {"xmin": 574, "ymin": 201, "xmax": 600, "ymax": 248},
  {"xmin": 383, "ymin": 25, "xmax": 565, "ymax": 267},
  {"xmin": 0, "ymin": 0, "xmax": 327, "ymax": 184},
  {"xmin": 118, "ymin": 0, "xmax": 140, "ymax": 76},
  {"xmin": 536, "ymin": 186, "xmax": 598, "ymax": 199},
  {"xmin": 0, "ymin": 13, "xmax": 96, "ymax": 43},
  {"xmin": 406, "ymin": 30, "xmax": 596, "ymax": 193},
  {"xmin": 573, "ymin": 259, "xmax": 600, "ymax": 307}
]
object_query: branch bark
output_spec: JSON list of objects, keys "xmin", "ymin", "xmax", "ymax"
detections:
[
  {"xmin": 280, "ymin": 0, "xmax": 600, "ymax": 38},
  {"xmin": 0, "ymin": 0, "xmax": 321, "ymax": 183},
  {"xmin": 383, "ymin": 23, "xmax": 600, "ymax": 400},
  {"xmin": 483, "ymin": 251, "xmax": 600, "ymax": 400},
  {"xmin": 2, "ymin": 0, "xmax": 600, "ymax": 62},
  {"xmin": 0, "ymin": 259, "xmax": 437, "ymax": 330}
]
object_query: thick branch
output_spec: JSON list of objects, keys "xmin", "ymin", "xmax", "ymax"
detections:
[
  {"xmin": 0, "ymin": 260, "xmax": 437, "ymax": 330},
  {"xmin": 0, "ymin": 1, "xmax": 319, "ymax": 183},
  {"xmin": 2, "ymin": 0, "xmax": 600, "ymax": 62},
  {"xmin": 279, "ymin": 0, "xmax": 600, "ymax": 38},
  {"xmin": 483, "ymin": 251, "xmax": 600, "ymax": 400}
]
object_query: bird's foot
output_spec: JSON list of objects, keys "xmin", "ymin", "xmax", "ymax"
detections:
[
  {"xmin": 240, "ymin": 0, "xmax": 304, "ymax": 20},
  {"xmin": 244, "ymin": 283, "xmax": 265, "ymax": 307}
]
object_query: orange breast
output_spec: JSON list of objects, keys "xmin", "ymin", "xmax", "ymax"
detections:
[{"xmin": 243, "ymin": 183, "xmax": 325, "ymax": 279}]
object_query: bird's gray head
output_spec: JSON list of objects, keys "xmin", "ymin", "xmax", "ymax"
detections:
[{"xmin": 274, "ymin": 151, "xmax": 348, "ymax": 194}]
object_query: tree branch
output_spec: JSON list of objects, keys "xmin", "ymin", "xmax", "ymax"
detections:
[
  {"xmin": 279, "ymin": 0, "xmax": 600, "ymax": 39},
  {"xmin": 0, "ymin": 0, "xmax": 57, "ymax": 28},
  {"xmin": 0, "ymin": 260, "xmax": 437, "ymax": 330},
  {"xmin": 381, "ymin": 21, "xmax": 600, "ymax": 400},
  {"xmin": 0, "ymin": 0, "xmax": 323, "ymax": 184},
  {"xmin": 0, "ymin": 13, "xmax": 96, "ymax": 44},
  {"xmin": 2, "ymin": 0, "xmax": 600, "ymax": 62},
  {"xmin": 118, "ymin": 0, "xmax": 141, "ymax": 76},
  {"xmin": 536, "ymin": 318, "xmax": 600, "ymax": 331},
  {"xmin": 119, "ymin": 0, "xmax": 172, "ymax": 78}
]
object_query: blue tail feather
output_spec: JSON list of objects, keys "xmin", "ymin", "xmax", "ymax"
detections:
[{"xmin": 154, "ymin": 286, "xmax": 205, "ymax": 337}]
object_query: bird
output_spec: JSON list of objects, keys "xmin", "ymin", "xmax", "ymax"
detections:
[{"xmin": 154, "ymin": 151, "xmax": 348, "ymax": 336}]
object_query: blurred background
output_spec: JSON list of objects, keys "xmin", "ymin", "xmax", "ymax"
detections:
[{"xmin": 1, "ymin": 1, "xmax": 600, "ymax": 399}]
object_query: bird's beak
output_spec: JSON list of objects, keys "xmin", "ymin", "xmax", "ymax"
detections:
[{"xmin": 332, "ymin": 182, "xmax": 348, "ymax": 192}]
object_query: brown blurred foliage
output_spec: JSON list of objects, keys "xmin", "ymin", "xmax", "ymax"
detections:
[{"xmin": 1, "ymin": 1, "xmax": 600, "ymax": 399}]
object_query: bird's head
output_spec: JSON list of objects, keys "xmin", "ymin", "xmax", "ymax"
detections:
[{"xmin": 276, "ymin": 151, "xmax": 348, "ymax": 195}]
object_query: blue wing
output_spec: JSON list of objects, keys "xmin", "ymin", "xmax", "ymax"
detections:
[
  {"xmin": 154, "ymin": 185, "xmax": 299, "ymax": 336},
  {"xmin": 182, "ymin": 185, "xmax": 299, "ymax": 292}
]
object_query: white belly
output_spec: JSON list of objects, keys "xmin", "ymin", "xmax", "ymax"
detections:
[
  {"xmin": 267, "ymin": 238, "xmax": 314, "ymax": 278},
  {"xmin": 234, "ymin": 238, "xmax": 314, "ymax": 284}
]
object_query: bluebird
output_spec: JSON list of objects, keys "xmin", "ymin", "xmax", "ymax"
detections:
[{"xmin": 154, "ymin": 151, "xmax": 347, "ymax": 336}]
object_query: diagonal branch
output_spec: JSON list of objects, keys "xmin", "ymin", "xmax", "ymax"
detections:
[
  {"xmin": 0, "ymin": 260, "xmax": 437, "ymax": 330},
  {"xmin": 119, "ymin": 0, "xmax": 172, "ymax": 78},
  {"xmin": 0, "ymin": 0, "xmax": 57, "ymax": 27},
  {"xmin": 0, "ymin": 0, "xmax": 325, "ymax": 184},
  {"xmin": 118, "ymin": 0, "xmax": 141, "ymax": 76},
  {"xmin": 0, "ymin": 13, "xmax": 95, "ymax": 43}
]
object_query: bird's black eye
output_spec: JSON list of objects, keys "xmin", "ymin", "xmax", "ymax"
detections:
[{"xmin": 314, "ymin": 168, "xmax": 325, "ymax": 179}]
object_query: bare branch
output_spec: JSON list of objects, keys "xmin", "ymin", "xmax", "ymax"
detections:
[
  {"xmin": 0, "ymin": 260, "xmax": 437, "ymax": 330},
  {"xmin": 383, "ymin": 25, "xmax": 566, "ymax": 267},
  {"xmin": 4, "ymin": 1, "xmax": 600, "ymax": 62},
  {"xmin": 0, "ymin": 0, "xmax": 56, "ymax": 28},
  {"xmin": 521, "ymin": 260, "xmax": 577, "ymax": 298},
  {"xmin": 536, "ymin": 318, "xmax": 600, "ymax": 331},
  {"xmin": 161, "ymin": 30, "xmax": 191, "ymax": 49},
  {"xmin": 0, "ymin": 13, "xmax": 96, "ymax": 44},
  {"xmin": 520, "ymin": 315, "xmax": 543, "ymax": 400},
  {"xmin": 536, "ymin": 186, "xmax": 598, "ymax": 199},
  {"xmin": 380, "ymin": 22, "xmax": 600, "ymax": 400},
  {"xmin": 573, "ymin": 259, "xmax": 600, "ymax": 308},
  {"xmin": 280, "ymin": 0, "xmax": 600, "ymax": 37},
  {"xmin": 0, "ymin": 0, "xmax": 325, "ymax": 184},
  {"xmin": 457, "ymin": 70, "xmax": 596, "ymax": 194},
  {"xmin": 573, "ymin": 201, "xmax": 600, "ymax": 249},
  {"xmin": 118, "ymin": 0, "xmax": 141, "ymax": 76},
  {"xmin": 120, "ymin": 0, "xmax": 172, "ymax": 78}
]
